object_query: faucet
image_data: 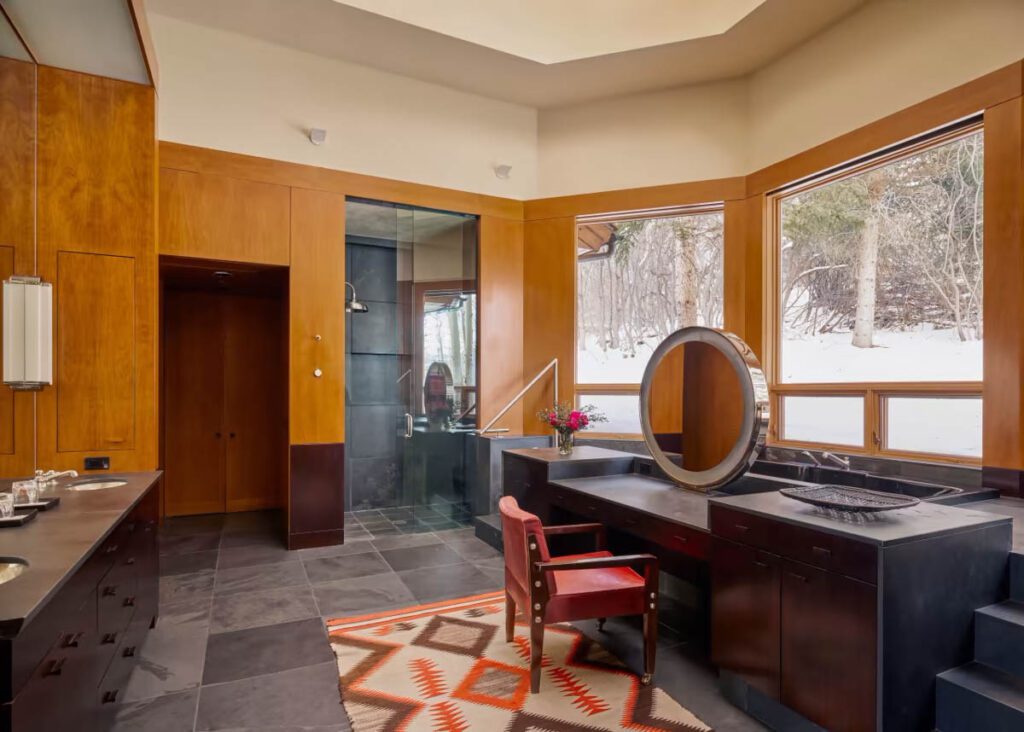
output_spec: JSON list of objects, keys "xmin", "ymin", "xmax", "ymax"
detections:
[
  {"xmin": 799, "ymin": 450, "xmax": 823, "ymax": 466},
  {"xmin": 820, "ymin": 452, "xmax": 852, "ymax": 470},
  {"xmin": 35, "ymin": 469, "xmax": 79, "ymax": 485}
]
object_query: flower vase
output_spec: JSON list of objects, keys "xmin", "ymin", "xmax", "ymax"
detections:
[{"xmin": 557, "ymin": 430, "xmax": 574, "ymax": 456}]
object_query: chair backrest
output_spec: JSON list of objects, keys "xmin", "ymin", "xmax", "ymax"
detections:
[{"xmin": 499, "ymin": 496, "xmax": 550, "ymax": 591}]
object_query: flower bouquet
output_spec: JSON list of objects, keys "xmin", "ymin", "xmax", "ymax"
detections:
[{"xmin": 538, "ymin": 402, "xmax": 607, "ymax": 456}]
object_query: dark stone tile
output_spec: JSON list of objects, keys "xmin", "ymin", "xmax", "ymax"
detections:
[
  {"xmin": 160, "ymin": 550, "xmax": 219, "ymax": 577},
  {"xmin": 123, "ymin": 624, "xmax": 208, "ymax": 702},
  {"xmin": 397, "ymin": 563, "xmax": 500, "ymax": 603},
  {"xmin": 347, "ymin": 353, "xmax": 400, "ymax": 405},
  {"xmin": 346, "ymin": 405, "xmax": 401, "ymax": 459},
  {"xmin": 222, "ymin": 510, "xmax": 282, "ymax": 533},
  {"xmin": 399, "ymin": 521, "xmax": 443, "ymax": 533},
  {"xmin": 380, "ymin": 543, "xmax": 463, "ymax": 572},
  {"xmin": 210, "ymin": 586, "xmax": 319, "ymax": 634},
  {"xmin": 349, "ymin": 300, "xmax": 399, "ymax": 355},
  {"xmin": 214, "ymin": 561, "xmax": 308, "ymax": 596},
  {"xmin": 219, "ymin": 529, "xmax": 284, "ymax": 550},
  {"xmin": 159, "ymin": 532, "xmax": 220, "ymax": 557},
  {"xmin": 474, "ymin": 563, "xmax": 505, "ymax": 586},
  {"xmin": 160, "ymin": 514, "xmax": 225, "ymax": 537},
  {"xmin": 433, "ymin": 527, "xmax": 477, "ymax": 542},
  {"xmin": 196, "ymin": 661, "xmax": 348, "ymax": 730},
  {"xmin": 298, "ymin": 539, "xmax": 378, "ymax": 560},
  {"xmin": 111, "ymin": 688, "xmax": 199, "ymax": 732},
  {"xmin": 314, "ymin": 572, "xmax": 416, "ymax": 618},
  {"xmin": 366, "ymin": 526, "xmax": 401, "ymax": 538},
  {"xmin": 218, "ymin": 542, "xmax": 298, "ymax": 570},
  {"xmin": 347, "ymin": 457, "xmax": 401, "ymax": 509},
  {"xmin": 157, "ymin": 597, "xmax": 212, "ymax": 632},
  {"xmin": 160, "ymin": 570, "xmax": 215, "ymax": 604},
  {"xmin": 347, "ymin": 242, "xmax": 398, "ymax": 304},
  {"xmin": 370, "ymin": 533, "xmax": 441, "ymax": 552},
  {"xmin": 448, "ymin": 537, "xmax": 502, "ymax": 561},
  {"xmin": 303, "ymin": 551, "xmax": 391, "ymax": 583},
  {"xmin": 203, "ymin": 618, "xmax": 334, "ymax": 685}
]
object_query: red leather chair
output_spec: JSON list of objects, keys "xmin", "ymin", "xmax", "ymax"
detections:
[{"xmin": 498, "ymin": 496, "xmax": 659, "ymax": 693}]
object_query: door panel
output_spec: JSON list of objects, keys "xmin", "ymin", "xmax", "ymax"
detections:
[
  {"xmin": 163, "ymin": 290, "xmax": 225, "ymax": 516},
  {"xmin": 56, "ymin": 252, "xmax": 136, "ymax": 453},
  {"xmin": 0, "ymin": 245, "xmax": 16, "ymax": 455},
  {"xmin": 224, "ymin": 294, "xmax": 286, "ymax": 512}
]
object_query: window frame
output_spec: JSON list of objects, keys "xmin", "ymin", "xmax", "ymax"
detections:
[
  {"xmin": 574, "ymin": 204, "xmax": 725, "ymax": 438},
  {"xmin": 764, "ymin": 120, "xmax": 984, "ymax": 465}
]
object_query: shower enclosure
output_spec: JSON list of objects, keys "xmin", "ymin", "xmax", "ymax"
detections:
[{"xmin": 344, "ymin": 198, "xmax": 479, "ymax": 530}]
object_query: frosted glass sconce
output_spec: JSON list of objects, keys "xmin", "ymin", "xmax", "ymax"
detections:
[{"xmin": 3, "ymin": 276, "xmax": 52, "ymax": 391}]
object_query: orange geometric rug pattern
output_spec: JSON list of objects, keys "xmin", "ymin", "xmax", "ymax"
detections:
[{"xmin": 327, "ymin": 591, "xmax": 712, "ymax": 732}]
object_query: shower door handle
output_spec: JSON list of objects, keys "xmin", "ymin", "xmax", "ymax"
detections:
[{"xmin": 404, "ymin": 413, "xmax": 414, "ymax": 439}]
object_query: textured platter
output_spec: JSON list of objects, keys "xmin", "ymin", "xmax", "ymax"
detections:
[{"xmin": 780, "ymin": 484, "xmax": 920, "ymax": 512}]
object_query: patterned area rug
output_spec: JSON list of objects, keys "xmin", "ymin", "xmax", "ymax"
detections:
[{"xmin": 326, "ymin": 591, "xmax": 712, "ymax": 732}]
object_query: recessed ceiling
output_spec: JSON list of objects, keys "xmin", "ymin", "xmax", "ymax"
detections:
[
  {"xmin": 147, "ymin": 0, "xmax": 866, "ymax": 108},
  {"xmin": 332, "ymin": 0, "xmax": 766, "ymax": 64}
]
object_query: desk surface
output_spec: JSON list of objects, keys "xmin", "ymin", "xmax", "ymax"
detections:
[{"xmin": 551, "ymin": 474, "xmax": 710, "ymax": 532}]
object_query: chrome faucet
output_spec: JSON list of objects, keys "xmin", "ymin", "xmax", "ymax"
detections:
[
  {"xmin": 820, "ymin": 452, "xmax": 852, "ymax": 470},
  {"xmin": 799, "ymin": 450, "xmax": 823, "ymax": 466},
  {"xmin": 35, "ymin": 469, "xmax": 79, "ymax": 485}
]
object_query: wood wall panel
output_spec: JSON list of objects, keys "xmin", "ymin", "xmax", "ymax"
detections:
[
  {"xmin": 478, "ymin": 216, "xmax": 524, "ymax": 431},
  {"xmin": 289, "ymin": 188, "xmax": 345, "ymax": 445},
  {"xmin": 522, "ymin": 217, "xmax": 576, "ymax": 434},
  {"xmin": 982, "ymin": 97, "xmax": 1024, "ymax": 472},
  {"xmin": 159, "ymin": 168, "xmax": 290, "ymax": 265},
  {"xmin": 683, "ymin": 341, "xmax": 744, "ymax": 471},
  {"xmin": 54, "ymin": 252, "xmax": 136, "ymax": 453},
  {"xmin": 37, "ymin": 67, "xmax": 157, "ymax": 473},
  {"xmin": 0, "ymin": 58, "xmax": 36, "ymax": 477},
  {"xmin": 650, "ymin": 343, "xmax": 683, "ymax": 440}
]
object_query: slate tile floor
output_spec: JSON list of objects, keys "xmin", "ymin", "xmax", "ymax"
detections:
[{"xmin": 111, "ymin": 510, "xmax": 763, "ymax": 732}]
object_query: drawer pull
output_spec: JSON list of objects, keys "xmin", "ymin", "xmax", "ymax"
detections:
[
  {"xmin": 43, "ymin": 658, "xmax": 66, "ymax": 677},
  {"xmin": 812, "ymin": 546, "xmax": 832, "ymax": 558},
  {"xmin": 122, "ymin": 646, "xmax": 137, "ymax": 658},
  {"xmin": 734, "ymin": 524, "xmax": 749, "ymax": 532},
  {"xmin": 123, "ymin": 595, "xmax": 136, "ymax": 608},
  {"xmin": 672, "ymin": 534, "xmax": 689, "ymax": 544},
  {"xmin": 787, "ymin": 572, "xmax": 808, "ymax": 583},
  {"xmin": 104, "ymin": 544, "xmax": 120, "ymax": 555},
  {"xmin": 753, "ymin": 560, "xmax": 769, "ymax": 569},
  {"xmin": 102, "ymin": 632, "xmax": 118, "ymax": 645},
  {"xmin": 60, "ymin": 632, "xmax": 84, "ymax": 648},
  {"xmin": 624, "ymin": 518, "xmax": 638, "ymax": 526},
  {"xmin": 126, "ymin": 557, "xmax": 136, "ymax": 565},
  {"xmin": 102, "ymin": 690, "xmax": 119, "ymax": 704},
  {"xmin": 102, "ymin": 585, "xmax": 118, "ymax": 597}
]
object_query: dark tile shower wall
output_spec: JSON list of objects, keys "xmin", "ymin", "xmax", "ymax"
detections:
[{"xmin": 346, "ymin": 237, "xmax": 404, "ymax": 510}]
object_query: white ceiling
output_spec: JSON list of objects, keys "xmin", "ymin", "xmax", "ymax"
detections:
[
  {"xmin": 332, "ymin": 0, "xmax": 766, "ymax": 64},
  {"xmin": 146, "ymin": 0, "xmax": 865, "ymax": 108}
]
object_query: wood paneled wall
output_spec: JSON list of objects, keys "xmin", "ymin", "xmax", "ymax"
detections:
[
  {"xmin": 35, "ymin": 67, "xmax": 157, "ymax": 473},
  {"xmin": 0, "ymin": 58, "xmax": 36, "ymax": 477}
]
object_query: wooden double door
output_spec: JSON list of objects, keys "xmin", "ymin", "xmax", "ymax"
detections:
[{"xmin": 163, "ymin": 288, "xmax": 286, "ymax": 516}]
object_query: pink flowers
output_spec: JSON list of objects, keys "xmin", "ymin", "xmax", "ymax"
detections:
[{"xmin": 537, "ymin": 403, "xmax": 606, "ymax": 434}]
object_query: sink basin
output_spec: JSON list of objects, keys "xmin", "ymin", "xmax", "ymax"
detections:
[
  {"xmin": 750, "ymin": 461, "xmax": 962, "ymax": 500},
  {"xmin": 0, "ymin": 558, "xmax": 27, "ymax": 585},
  {"xmin": 66, "ymin": 479, "xmax": 128, "ymax": 491}
]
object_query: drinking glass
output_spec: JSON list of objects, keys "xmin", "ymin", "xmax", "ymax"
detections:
[
  {"xmin": 0, "ymin": 492, "xmax": 12, "ymax": 518},
  {"xmin": 12, "ymin": 480, "xmax": 38, "ymax": 505}
]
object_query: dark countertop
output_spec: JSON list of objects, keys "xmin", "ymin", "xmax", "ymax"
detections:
[
  {"xmin": 710, "ymin": 490, "xmax": 1012, "ymax": 546},
  {"xmin": 504, "ymin": 446, "xmax": 637, "ymax": 464},
  {"xmin": 550, "ymin": 474, "xmax": 710, "ymax": 531},
  {"xmin": 0, "ymin": 472, "xmax": 161, "ymax": 637}
]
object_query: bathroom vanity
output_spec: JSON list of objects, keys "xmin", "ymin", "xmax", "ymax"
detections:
[{"xmin": 0, "ymin": 473, "xmax": 161, "ymax": 731}]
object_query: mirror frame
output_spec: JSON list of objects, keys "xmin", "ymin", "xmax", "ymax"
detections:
[{"xmin": 639, "ymin": 327, "xmax": 770, "ymax": 492}]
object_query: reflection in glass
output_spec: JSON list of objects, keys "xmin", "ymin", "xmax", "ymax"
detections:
[
  {"xmin": 781, "ymin": 395, "xmax": 864, "ymax": 447},
  {"xmin": 886, "ymin": 396, "xmax": 981, "ymax": 457}
]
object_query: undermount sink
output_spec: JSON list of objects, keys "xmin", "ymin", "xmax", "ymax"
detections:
[
  {"xmin": 0, "ymin": 558, "xmax": 27, "ymax": 585},
  {"xmin": 66, "ymin": 479, "xmax": 128, "ymax": 491}
]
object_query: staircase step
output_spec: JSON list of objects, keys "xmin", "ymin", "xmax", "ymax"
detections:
[
  {"xmin": 473, "ymin": 512, "xmax": 502, "ymax": 551},
  {"xmin": 1010, "ymin": 552, "xmax": 1024, "ymax": 601},
  {"xmin": 977, "ymin": 601, "xmax": 1024, "ymax": 676},
  {"xmin": 937, "ymin": 662, "xmax": 1024, "ymax": 732}
]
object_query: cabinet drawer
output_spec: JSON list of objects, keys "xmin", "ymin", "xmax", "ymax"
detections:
[
  {"xmin": 710, "ymin": 505, "xmax": 877, "ymax": 585},
  {"xmin": 553, "ymin": 488, "xmax": 608, "ymax": 524}
]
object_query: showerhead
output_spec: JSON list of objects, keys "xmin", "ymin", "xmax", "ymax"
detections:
[{"xmin": 345, "ymin": 282, "xmax": 369, "ymax": 314}]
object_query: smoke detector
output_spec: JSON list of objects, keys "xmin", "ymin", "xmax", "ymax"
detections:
[{"xmin": 309, "ymin": 128, "xmax": 327, "ymax": 146}]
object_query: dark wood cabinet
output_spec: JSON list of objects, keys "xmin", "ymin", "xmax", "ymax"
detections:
[
  {"xmin": 710, "ymin": 538, "xmax": 780, "ymax": 700},
  {"xmin": 0, "ymin": 483, "xmax": 159, "ymax": 731}
]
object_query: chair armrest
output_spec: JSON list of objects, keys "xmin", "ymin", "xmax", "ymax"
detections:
[
  {"xmin": 535, "ymin": 554, "xmax": 658, "ymax": 574},
  {"xmin": 541, "ymin": 522, "xmax": 606, "ymax": 550}
]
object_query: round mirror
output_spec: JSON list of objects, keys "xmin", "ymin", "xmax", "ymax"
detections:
[{"xmin": 639, "ymin": 327, "xmax": 769, "ymax": 491}]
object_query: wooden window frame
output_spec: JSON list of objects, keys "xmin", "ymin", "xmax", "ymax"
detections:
[
  {"xmin": 764, "ymin": 121, "xmax": 985, "ymax": 466},
  {"xmin": 573, "ymin": 205, "xmax": 725, "ymax": 439}
]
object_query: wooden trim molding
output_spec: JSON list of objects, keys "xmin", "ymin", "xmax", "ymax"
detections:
[
  {"xmin": 127, "ymin": 0, "xmax": 159, "ymax": 88},
  {"xmin": 159, "ymin": 142, "xmax": 524, "ymax": 221}
]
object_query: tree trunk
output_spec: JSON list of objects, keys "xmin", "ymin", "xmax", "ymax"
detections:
[
  {"xmin": 676, "ymin": 222, "xmax": 699, "ymax": 327},
  {"xmin": 852, "ymin": 173, "xmax": 885, "ymax": 348}
]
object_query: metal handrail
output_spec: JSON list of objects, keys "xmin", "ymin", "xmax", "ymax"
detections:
[{"xmin": 478, "ymin": 358, "xmax": 558, "ymax": 435}]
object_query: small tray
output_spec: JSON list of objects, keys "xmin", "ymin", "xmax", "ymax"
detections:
[
  {"xmin": 780, "ymin": 484, "xmax": 920, "ymax": 513},
  {"xmin": 14, "ymin": 496, "xmax": 60, "ymax": 512},
  {"xmin": 0, "ymin": 509, "xmax": 37, "ymax": 527}
]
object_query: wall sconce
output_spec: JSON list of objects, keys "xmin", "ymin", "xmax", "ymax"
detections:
[{"xmin": 3, "ymin": 276, "xmax": 52, "ymax": 391}]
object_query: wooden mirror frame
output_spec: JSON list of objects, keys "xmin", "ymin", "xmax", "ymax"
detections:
[{"xmin": 639, "ymin": 327, "xmax": 770, "ymax": 492}]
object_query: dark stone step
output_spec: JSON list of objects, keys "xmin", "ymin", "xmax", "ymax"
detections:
[
  {"xmin": 937, "ymin": 662, "xmax": 1024, "ymax": 732},
  {"xmin": 977, "ymin": 600, "xmax": 1024, "ymax": 677}
]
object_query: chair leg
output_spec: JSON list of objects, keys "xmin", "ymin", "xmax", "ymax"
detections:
[
  {"xmin": 641, "ymin": 605, "xmax": 657, "ymax": 685},
  {"xmin": 505, "ymin": 592, "xmax": 516, "ymax": 642},
  {"xmin": 597, "ymin": 617, "xmax": 607, "ymax": 632},
  {"xmin": 530, "ymin": 618, "xmax": 545, "ymax": 693}
]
